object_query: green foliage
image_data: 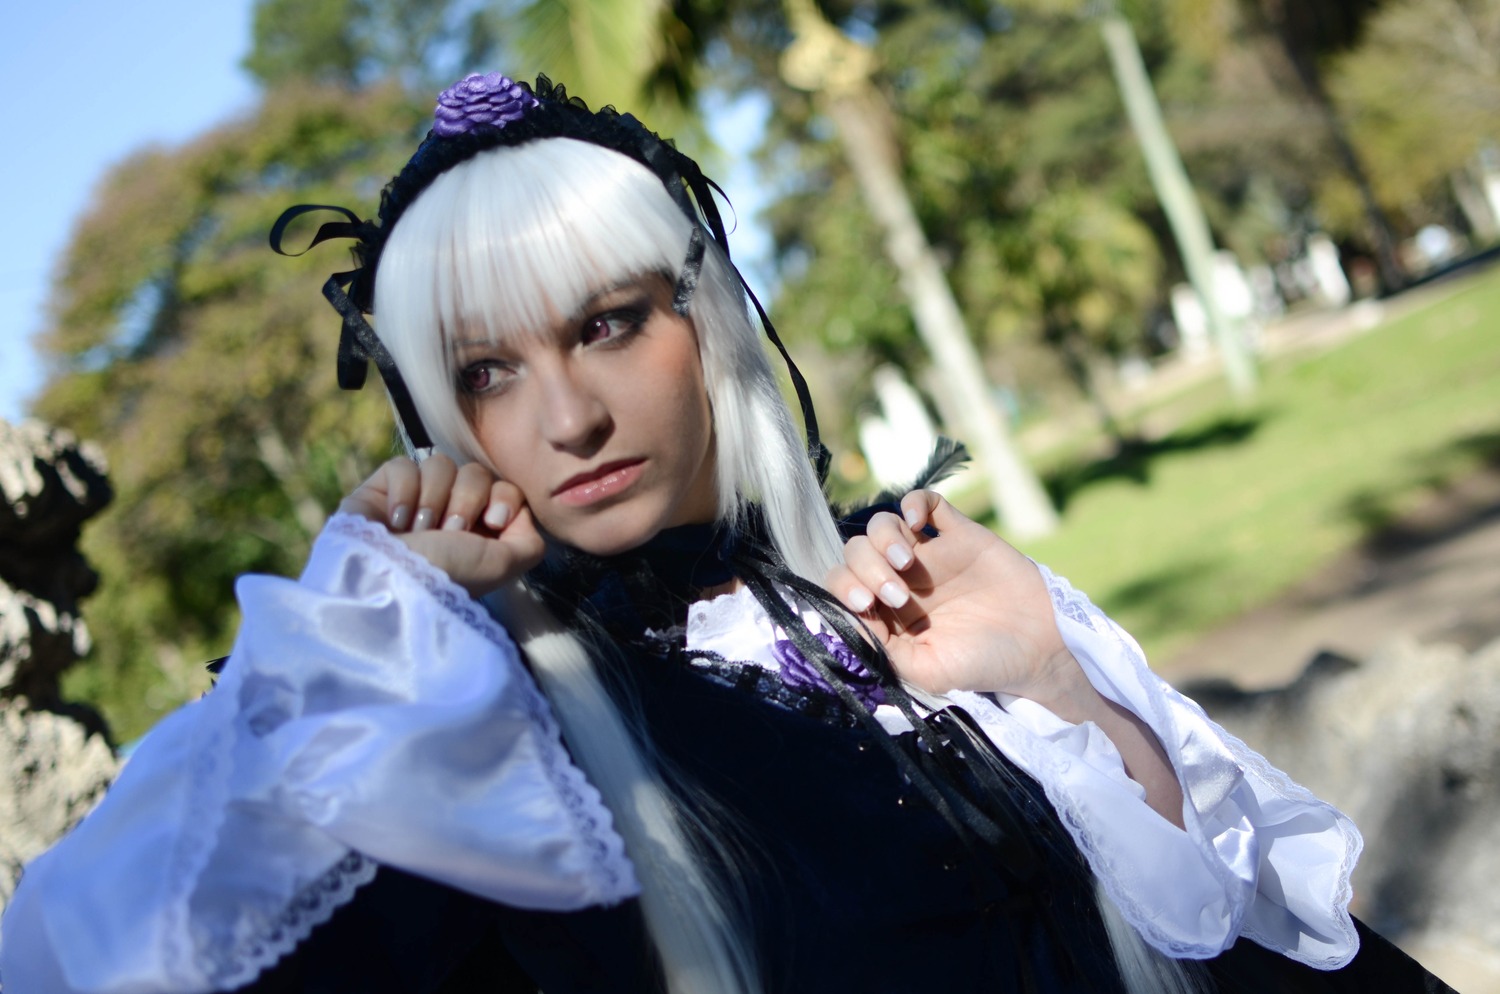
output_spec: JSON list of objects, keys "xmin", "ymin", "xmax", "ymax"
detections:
[
  {"xmin": 758, "ymin": 3, "xmax": 1170, "ymax": 432},
  {"xmin": 43, "ymin": 84, "xmax": 430, "ymax": 739},
  {"xmin": 1327, "ymin": 0, "xmax": 1500, "ymax": 230},
  {"xmin": 244, "ymin": 0, "xmax": 499, "ymax": 89}
]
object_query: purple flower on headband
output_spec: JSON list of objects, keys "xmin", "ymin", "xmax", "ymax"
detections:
[
  {"xmin": 772, "ymin": 631, "xmax": 887, "ymax": 710},
  {"xmin": 433, "ymin": 73, "xmax": 541, "ymax": 137}
]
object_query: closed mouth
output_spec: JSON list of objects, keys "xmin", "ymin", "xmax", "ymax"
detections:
[{"xmin": 552, "ymin": 459, "xmax": 646, "ymax": 506}]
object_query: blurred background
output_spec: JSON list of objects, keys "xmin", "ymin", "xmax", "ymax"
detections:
[{"xmin": 2, "ymin": 0, "xmax": 1499, "ymax": 986}]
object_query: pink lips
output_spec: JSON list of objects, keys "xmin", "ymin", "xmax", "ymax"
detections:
[{"xmin": 552, "ymin": 460, "xmax": 646, "ymax": 507}]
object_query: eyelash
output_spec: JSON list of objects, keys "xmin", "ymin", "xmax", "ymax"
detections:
[
  {"xmin": 456, "ymin": 304, "xmax": 650, "ymax": 397},
  {"xmin": 581, "ymin": 306, "xmax": 648, "ymax": 346}
]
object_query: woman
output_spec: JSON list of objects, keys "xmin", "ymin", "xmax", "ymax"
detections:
[{"xmin": 0, "ymin": 74, "xmax": 1450, "ymax": 993}]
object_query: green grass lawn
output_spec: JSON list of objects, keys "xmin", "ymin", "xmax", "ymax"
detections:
[{"xmin": 1017, "ymin": 267, "xmax": 1500, "ymax": 671}]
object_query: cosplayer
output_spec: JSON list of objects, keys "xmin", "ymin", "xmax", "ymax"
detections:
[{"xmin": 0, "ymin": 74, "xmax": 1453, "ymax": 993}]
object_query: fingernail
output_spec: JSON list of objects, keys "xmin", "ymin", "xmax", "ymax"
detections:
[
  {"xmin": 848, "ymin": 586, "xmax": 875, "ymax": 612},
  {"xmin": 413, "ymin": 507, "xmax": 435, "ymax": 531},
  {"xmin": 879, "ymin": 581, "xmax": 909, "ymax": 609},
  {"xmin": 442, "ymin": 514, "xmax": 466, "ymax": 532},
  {"xmin": 903, "ymin": 506, "xmax": 921, "ymax": 528},
  {"xmin": 390, "ymin": 504, "xmax": 412, "ymax": 530},
  {"xmin": 483, "ymin": 502, "xmax": 512, "ymax": 529},
  {"xmin": 886, "ymin": 544, "xmax": 913, "ymax": 570}
]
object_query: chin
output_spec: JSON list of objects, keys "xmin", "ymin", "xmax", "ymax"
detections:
[{"xmin": 545, "ymin": 511, "xmax": 666, "ymax": 558}]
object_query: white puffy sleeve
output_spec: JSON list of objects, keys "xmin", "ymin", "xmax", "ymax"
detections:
[
  {"xmin": 0, "ymin": 513, "xmax": 638, "ymax": 994},
  {"xmin": 946, "ymin": 564, "xmax": 1361, "ymax": 968}
]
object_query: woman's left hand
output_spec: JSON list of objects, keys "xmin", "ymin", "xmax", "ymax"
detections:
[{"xmin": 824, "ymin": 490, "xmax": 1078, "ymax": 701}]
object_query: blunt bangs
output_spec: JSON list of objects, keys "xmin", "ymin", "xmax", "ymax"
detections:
[{"xmin": 373, "ymin": 139, "xmax": 694, "ymax": 461}]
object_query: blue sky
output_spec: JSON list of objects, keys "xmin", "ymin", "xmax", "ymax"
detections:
[{"xmin": 0, "ymin": 0, "xmax": 259, "ymax": 421}]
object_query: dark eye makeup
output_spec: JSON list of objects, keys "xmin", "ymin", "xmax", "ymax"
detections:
[{"xmin": 454, "ymin": 286, "xmax": 660, "ymax": 398}]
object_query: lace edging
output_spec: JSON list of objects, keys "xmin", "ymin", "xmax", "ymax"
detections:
[
  {"xmin": 199, "ymin": 851, "xmax": 380, "ymax": 989},
  {"xmin": 1035, "ymin": 563, "xmax": 1362, "ymax": 966},
  {"xmin": 324, "ymin": 512, "xmax": 521, "ymax": 655},
  {"xmin": 323, "ymin": 513, "xmax": 637, "ymax": 902},
  {"xmin": 1022, "ymin": 564, "xmax": 1237, "ymax": 956},
  {"xmin": 1199, "ymin": 720, "xmax": 1363, "ymax": 968}
]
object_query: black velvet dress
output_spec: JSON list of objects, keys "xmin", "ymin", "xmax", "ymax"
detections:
[{"xmin": 239, "ymin": 623, "xmax": 1455, "ymax": 994}]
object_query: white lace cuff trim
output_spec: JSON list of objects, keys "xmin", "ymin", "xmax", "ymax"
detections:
[
  {"xmin": 1016, "ymin": 564, "xmax": 1362, "ymax": 967},
  {"xmin": 0, "ymin": 513, "xmax": 638, "ymax": 994}
]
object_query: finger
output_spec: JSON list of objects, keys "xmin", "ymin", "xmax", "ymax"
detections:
[
  {"xmin": 450, "ymin": 506, "xmax": 547, "ymax": 596},
  {"xmin": 383, "ymin": 457, "xmax": 420, "ymax": 531},
  {"xmin": 841, "ymin": 536, "xmax": 911, "ymax": 610},
  {"xmin": 824, "ymin": 563, "xmax": 876, "ymax": 614},
  {"xmin": 413, "ymin": 454, "xmax": 458, "ymax": 531},
  {"xmin": 482, "ymin": 479, "xmax": 525, "ymax": 532},
  {"xmin": 339, "ymin": 457, "xmax": 418, "ymax": 529},
  {"xmin": 863, "ymin": 510, "xmax": 918, "ymax": 571},
  {"xmin": 439, "ymin": 462, "xmax": 497, "ymax": 532},
  {"xmin": 488, "ymin": 505, "xmax": 546, "ymax": 575},
  {"xmin": 899, "ymin": 489, "xmax": 943, "ymax": 533}
]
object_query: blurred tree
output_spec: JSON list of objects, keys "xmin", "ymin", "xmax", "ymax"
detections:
[
  {"xmin": 244, "ymin": 0, "xmax": 499, "ymax": 89},
  {"xmin": 1236, "ymin": 0, "xmax": 1407, "ymax": 289},
  {"xmin": 1328, "ymin": 0, "xmax": 1500, "ymax": 239},
  {"xmin": 38, "ymin": 84, "xmax": 429, "ymax": 738},
  {"xmin": 755, "ymin": 4, "xmax": 1178, "ymax": 444},
  {"xmin": 778, "ymin": 0, "xmax": 1059, "ymax": 537},
  {"xmin": 974, "ymin": 188, "xmax": 1162, "ymax": 445},
  {"xmin": 503, "ymin": 0, "xmax": 714, "ymax": 143}
]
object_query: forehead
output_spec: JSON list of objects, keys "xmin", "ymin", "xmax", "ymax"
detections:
[{"xmin": 406, "ymin": 145, "xmax": 688, "ymax": 352}]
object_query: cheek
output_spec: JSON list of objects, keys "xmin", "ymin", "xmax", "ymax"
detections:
[{"xmin": 471, "ymin": 407, "xmax": 533, "ymax": 490}]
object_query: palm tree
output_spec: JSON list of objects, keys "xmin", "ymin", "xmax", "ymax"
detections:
[{"xmin": 777, "ymin": 0, "xmax": 1060, "ymax": 538}]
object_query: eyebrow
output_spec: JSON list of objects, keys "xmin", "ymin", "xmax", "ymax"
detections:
[{"xmin": 449, "ymin": 275, "xmax": 661, "ymax": 350}]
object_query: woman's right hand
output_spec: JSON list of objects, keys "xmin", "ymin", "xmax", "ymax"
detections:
[{"xmin": 339, "ymin": 454, "xmax": 545, "ymax": 597}]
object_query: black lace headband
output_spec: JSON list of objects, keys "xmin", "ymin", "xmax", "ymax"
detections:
[{"xmin": 270, "ymin": 72, "xmax": 827, "ymax": 480}]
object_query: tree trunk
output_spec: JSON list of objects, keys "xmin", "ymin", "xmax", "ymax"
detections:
[
  {"xmin": 1099, "ymin": 11, "xmax": 1258, "ymax": 400},
  {"xmin": 820, "ymin": 89, "xmax": 1058, "ymax": 537},
  {"xmin": 1249, "ymin": 0, "xmax": 1408, "ymax": 292}
]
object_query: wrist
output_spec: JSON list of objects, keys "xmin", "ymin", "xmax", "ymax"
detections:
[{"xmin": 1015, "ymin": 649, "xmax": 1106, "ymax": 724}]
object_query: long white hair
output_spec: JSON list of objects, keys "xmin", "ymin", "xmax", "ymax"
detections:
[
  {"xmin": 374, "ymin": 138, "xmax": 844, "ymax": 993},
  {"xmin": 372, "ymin": 137, "xmax": 1199, "ymax": 994}
]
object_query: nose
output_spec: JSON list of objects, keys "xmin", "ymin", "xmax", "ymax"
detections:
[{"xmin": 534, "ymin": 359, "xmax": 611, "ymax": 453}]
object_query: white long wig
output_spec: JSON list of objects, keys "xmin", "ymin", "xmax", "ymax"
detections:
[
  {"xmin": 373, "ymin": 138, "xmax": 846, "ymax": 994},
  {"xmin": 371, "ymin": 136, "xmax": 1199, "ymax": 994}
]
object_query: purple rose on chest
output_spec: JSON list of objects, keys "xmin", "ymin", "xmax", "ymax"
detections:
[{"xmin": 771, "ymin": 631, "xmax": 888, "ymax": 709}]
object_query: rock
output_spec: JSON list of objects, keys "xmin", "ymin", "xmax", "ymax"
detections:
[
  {"xmin": 1183, "ymin": 637, "xmax": 1500, "ymax": 990},
  {"xmin": 0, "ymin": 419, "xmax": 112, "ymax": 706},
  {"xmin": 0, "ymin": 417, "xmax": 118, "ymax": 913},
  {"xmin": 0, "ymin": 701, "xmax": 117, "ymax": 907}
]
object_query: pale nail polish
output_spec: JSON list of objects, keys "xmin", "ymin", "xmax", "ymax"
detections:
[
  {"xmin": 413, "ymin": 507, "xmax": 435, "ymax": 531},
  {"xmin": 484, "ymin": 502, "xmax": 512, "ymax": 529},
  {"xmin": 886, "ymin": 544, "xmax": 913, "ymax": 570},
  {"xmin": 848, "ymin": 586, "xmax": 875, "ymax": 612},
  {"xmin": 390, "ymin": 504, "xmax": 412, "ymax": 530},
  {"xmin": 879, "ymin": 581, "xmax": 909, "ymax": 609},
  {"xmin": 903, "ymin": 506, "xmax": 922, "ymax": 528},
  {"xmin": 442, "ymin": 514, "xmax": 466, "ymax": 531}
]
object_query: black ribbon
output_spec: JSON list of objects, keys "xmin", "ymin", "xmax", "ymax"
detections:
[
  {"xmin": 268, "ymin": 75, "xmax": 831, "ymax": 474},
  {"xmin": 271, "ymin": 205, "xmax": 435, "ymax": 449}
]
